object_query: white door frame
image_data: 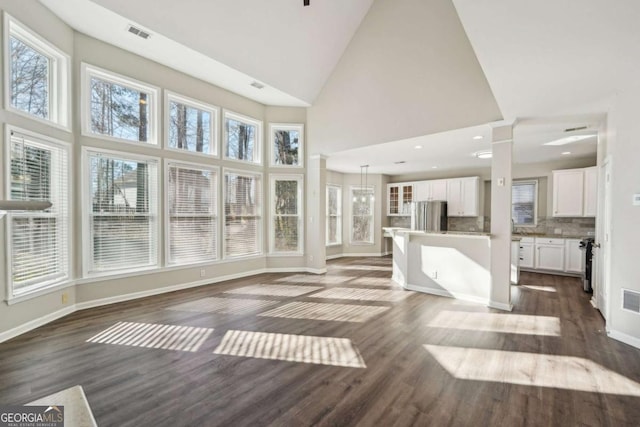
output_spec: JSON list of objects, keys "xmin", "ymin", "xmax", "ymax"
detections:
[{"xmin": 594, "ymin": 156, "xmax": 612, "ymax": 321}]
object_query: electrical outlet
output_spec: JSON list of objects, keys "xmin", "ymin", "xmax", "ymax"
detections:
[
  {"xmin": 200, "ymin": 269, "xmax": 206, "ymax": 277},
  {"xmin": 309, "ymin": 255, "xmax": 314, "ymax": 262},
  {"xmin": 554, "ymin": 228, "xmax": 562, "ymax": 235},
  {"xmin": 430, "ymin": 271, "xmax": 438, "ymax": 279},
  {"xmin": 61, "ymin": 292, "xmax": 68, "ymax": 304}
]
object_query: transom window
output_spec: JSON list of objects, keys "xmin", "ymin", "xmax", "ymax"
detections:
[
  {"xmin": 82, "ymin": 63, "xmax": 159, "ymax": 145},
  {"xmin": 165, "ymin": 92, "xmax": 218, "ymax": 156},
  {"xmin": 5, "ymin": 14, "xmax": 70, "ymax": 128},
  {"xmin": 270, "ymin": 123, "xmax": 304, "ymax": 167},
  {"xmin": 224, "ymin": 111, "xmax": 262, "ymax": 164},
  {"xmin": 351, "ymin": 186, "xmax": 375, "ymax": 244},
  {"xmin": 326, "ymin": 185, "xmax": 342, "ymax": 246},
  {"xmin": 270, "ymin": 174, "xmax": 303, "ymax": 254},
  {"xmin": 224, "ymin": 170, "xmax": 262, "ymax": 258},
  {"xmin": 5, "ymin": 128, "xmax": 70, "ymax": 297},
  {"xmin": 512, "ymin": 180, "xmax": 538, "ymax": 226}
]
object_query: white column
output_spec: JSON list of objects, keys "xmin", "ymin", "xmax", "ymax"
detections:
[
  {"xmin": 306, "ymin": 154, "xmax": 327, "ymax": 273},
  {"xmin": 489, "ymin": 122, "xmax": 514, "ymax": 311}
]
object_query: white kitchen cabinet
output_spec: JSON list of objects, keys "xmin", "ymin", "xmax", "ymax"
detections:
[
  {"xmin": 519, "ymin": 238, "xmax": 535, "ymax": 269},
  {"xmin": 564, "ymin": 238, "xmax": 584, "ymax": 273},
  {"xmin": 552, "ymin": 169, "xmax": 584, "ymax": 217},
  {"xmin": 387, "ymin": 183, "xmax": 414, "ymax": 216},
  {"xmin": 511, "ymin": 240, "xmax": 521, "ymax": 284},
  {"xmin": 431, "ymin": 179, "xmax": 448, "ymax": 201},
  {"xmin": 414, "ymin": 179, "xmax": 448, "ymax": 202},
  {"xmin": 535, "ymin": 237, "xmax": 565, "ymax": 271},
  {"xmin": 583, "ymin": 166, "xmax": 598, "ymax": 217},
  {"xmin": 446, "ymin": 177, "xmax": 479, "ymax": 217}
]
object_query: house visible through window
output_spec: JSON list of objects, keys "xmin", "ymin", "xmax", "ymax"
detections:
[
  {"xmin": 271, "ymin": 175, "xmax": 303, "ymax": 254},
  {"xmin": 224, "ymin": 111, "xmax": 262, "ymax": 163},
  {"xmin": 512, "ymin": 180, "xmax": 538, "ymax": 226},
  {"xmin": 166, "ymin": 93, "xmax": 218, "ymax": 156},
  {"xmin": 224, "ymin": 170, "xmax": 262, "ymax": 257},
  {"xmin": 6, "ymin": 129, "xmax": 70, "ymax": 297},
  {"xmin": 351, "ymin": 186, "xmax": 374, "ymax": 244},
  {"xmin": 326, "ymin": 185, "xmax": 342, "ymax": 245}
]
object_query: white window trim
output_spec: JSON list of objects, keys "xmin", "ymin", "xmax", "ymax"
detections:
[
  {"xmin": 164, "ymin": 91, "xmax": 220, "ymax": 158},
  {"xmin": 81, "ymin": 146, "xmax": 161, "ymax": 278},
  {"xmin": 4, "ymin": 125, "xmax": 73, "ymax": 301},
  {"xmin": 326, "ymin": 184, "xmax": 342, "ymax": 247},
  {"xmin": 222, "ymin": 109, "xmax": 263, "ymax": 165},
  {"xmin": 81, "ymin": 62, "xmax": 160, "ymax": 146},
  {"xmin": 164, "ymin": 159, "xmax": 220, "ymax": 267},
  {"xmin": 3, "ymin": 13, "xmax": 71, "ymax": 131},
  {"xmin": 350, "ymin": 185, "xmax": 375, "ymax": 245},
  {"xmin": 512, "ymin": 179, "xmax": 538, "ymax": 227},
  {"xmin": 269, "ymin": 173, "xmax": 304, "ymax": 256},
  {"xmin": 222, "ymin": 167, "xmax": 264, "ymax": 259},
  {"xmin": 269, "ymin": 123, "xmax": 304, "ymax": 168}
]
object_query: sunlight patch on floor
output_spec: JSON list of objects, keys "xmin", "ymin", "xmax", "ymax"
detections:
[
  {"xmin": 167, "ymin": 297, "xmax": 280, "ymax": 315},
  {"xmin": 309, "ymin": 287, "xmax": 413, "ymax": 302},
  {"xmin": 258, "ymin": 301, "xmax": 389, "ymax": 323},
  {"xmin": 424, "ymin": 345, "xmax": 640, "ymax": 396},
  {"xmin": 275, "ymin": 275, "xmax": 353, "ymax": 285},
  {"xmin": 520, "ymin": 285, "xmax": 557, "ymax": 293},
  {"xmin": 427, "ymin": 311, "xmax": 561, "ymax": 336},
  {"xmin": 328, "ymin": 265, "xmax": 392, "ymax": 272},
  {"xmin": 225, "ymin": 284, "xmax": 323, "ymax": 297},
  {"xmin": 87, "ymin": 321, "xmax": 213, "ymax": 352},
  {"xmin": 213, "ymin": 330, "xmax": 366, "ymax": 368}
]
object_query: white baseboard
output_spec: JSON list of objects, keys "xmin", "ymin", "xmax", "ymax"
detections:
[
  {"xmin": 488, "ymin": 301, "xmax": 514, "ymax": 312},
  {"xmin": 0, "ymin": 306, "xmax": 76, "ymax": 343},
  {"xmin": 607, "ymin": 329, "xmax": 640, "ymax": 350},
  {"xmin": 404, "ymin": 283, "xmax": 490, "ymax": 306}
]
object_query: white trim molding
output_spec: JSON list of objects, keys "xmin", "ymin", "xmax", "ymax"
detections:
[
  {"xmin": 607, "ymin": 329, "xmax": 640, "ymax": 350},
  {"xmin": 0, "ymin": 306, "xmax": 75, "ymax": 344}
]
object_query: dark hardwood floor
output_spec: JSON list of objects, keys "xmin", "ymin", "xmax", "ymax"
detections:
[{"xmin": 1, "ymin": 257, "xmax": 639, "ymax": 426}]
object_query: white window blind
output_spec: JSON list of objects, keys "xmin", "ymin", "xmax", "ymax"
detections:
[
  {"xmin": 271, "ymin": 175, "xmax": 303, "ymax": 254},
  {"xmin": 86, "ymin": 150, "xmax": 159, "ymax": 274},
  {"xmin": 326, "ymin": 185, "xmax": 342, "ymax": 245},
  {"xmin": 512, "ymin": 181, "xmax": 537, "ymax": 226},
  {"xmin": 167, "ymin": 93, "xmax": 218, "ymax": 156},
  {"xmin": 167, "ymin": 163, "xmax": 218, "ymax": 265},
  {"xmin": 224, "ymin": 170, "xmax": 262, "ymax": 258},
  {"xmin": 224, "ymin": 111, "xmax": 261, "ymax": 163},
  {"xmin": 7, "ymin": 130, "xmax": 70, "ymax": 296},
  {"xmin": 351, "ymin": 186, "xmax": 375, "ymax": 244}
]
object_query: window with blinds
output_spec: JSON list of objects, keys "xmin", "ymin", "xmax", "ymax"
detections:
[
  {"xmin": 85, "ymin": 149, "xmax": 159, "ymax": 274},
  {"xmin": 326, "ymin": 185, "xmax": 342, "ymax": 245},
  {"xmin": 167, "ymin": 162, "xmax": 218, "ymax": 265},
  {"xmin": 512, "ymin": 180, "xmax": 538, "ymax": 226},
  {"xmin": 351, "ymin": 186, "xmax": 375, "ymax": 244},
  {"xmin": 224, "ymin": 170, "xmax": 262, "ymax": 258},
  {"xmin": 6, "ymin": 130, "xmax": 70, "ymax": 296},
  {"xmin": 270, "ymin": 175, "xmax": 303, "ymax": 254}
]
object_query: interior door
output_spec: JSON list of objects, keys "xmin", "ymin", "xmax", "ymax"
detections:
[{"xmin": 595, "ymin": 159, "xmax": 612, "ymax": 319}]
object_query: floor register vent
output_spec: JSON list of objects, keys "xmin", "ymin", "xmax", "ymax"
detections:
[{"xmin": 622, "ymin": 289, "xmax": 640, "ymax": 314}]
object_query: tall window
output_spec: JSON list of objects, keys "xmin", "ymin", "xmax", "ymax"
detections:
[
  {"xmin": 224, "ymin": 170, "xmax": 262, "ymax": 258},
  {"xmin": 82, "ymin": 64, "xmax": 159, "ymax": 144},
  {"xmin": 85, "ymin": 149, "xmax": 159, "ymax": 275},
  {"xmin": 270, "ymin": 124, "xmax": 303, "ymax": 167},
  {"xmin": 166, "ymin": 92, "xmax": 218, "ymax": 156},
  {"xmin": 270, "ymin": 175, "xmax": 303, "ymax": 254},
  {"xmin": 166, "ymin": 162, "xmax": 218, "ymax": 265},
  {"xmin": 512, "ymin": 180, "xmax": 538, "ymax": 226},
  {"xmin": 5, "ymin": 14, "xmax": 69, "ymax": 127},
  {"xmin": 326, "ymin": 185, "xmax": 342, "ymax": 245},
  {"xmin": 224, "ymin": 111, "xmax": 262, "ymax": 164},
  {"xmin": 6, "ymin": 129, "xmax": 70, "ymax": 297},
  {"xmin": 351, "ymin": 186, "xmax": 375, "ymax": 244}
]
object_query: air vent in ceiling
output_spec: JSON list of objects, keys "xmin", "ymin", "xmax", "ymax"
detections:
[
  {"xmin": 394, "ymin": 161, "xmax": 406, "ymax": 164},
  {"xmin": 622, "ymin": 289, "xmax": 640, "ymax": 314},
  {"xmin": 127, "ymin": 25, "xmax": 150, "ymax": 40},
  {"xmin": 564, "ymin": 125, "xmax": 588, "ymax": 133},
  {"xmin": 250, "ymin": 81, "xmax": 265, "ymax": 89}
]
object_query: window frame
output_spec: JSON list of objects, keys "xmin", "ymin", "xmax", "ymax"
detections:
[
  {"xmin": 269, "ymin": 174, "xmax": 304, "ymax": 256},
  {"xmin": 81, "ymin": 147, "xmax": 161, "ymax": 278},
  {"xmin": 3, "ymin": 13, "xmax": 71, "ymax": 131},
  {"xmin": 81, "ymin": 62, "xmax": 160, "ymax": 146},
  {"xmin": 164, "ymin": 160, "xmax": 220, "ymax": 267},
  {"xmin": 326, "ymin": 184, "xmax": 342, "ymax": 246},
  {"xmin": 222, "ymin": 110, "xmax": 263, "ymax": 165},
  {"xmin": 164, "ymin": 91, "xmax": 219, "ymax": 158},
  {"xmin": 350, "ymin": 185, "xmax": 375, "ymax": 245},
  {"xmin": 4, "ymin": 126, "xmax": 72, "ymax": 300},
  {"xmin": 512, "ymin": 179, "xmax": 539, "ymax": 227},
  {"xmin": 269, "ymin": 123, "xmax": 304, "ymax": 168},
  {"xmin": 222, "ymin": 168, "xmax": 264, "ymax": 259}
]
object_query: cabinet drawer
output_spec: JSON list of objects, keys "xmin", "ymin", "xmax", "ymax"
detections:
[
  {"xmin": 534, "ymin": 237, "xmax": 564, "ymax": 245},
  {"xmin": 519, "ymin": 237, "xmax": 534, "ymax": 244}
]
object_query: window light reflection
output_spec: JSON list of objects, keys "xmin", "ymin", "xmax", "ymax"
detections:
[
  {"xmin": 225, "ymin": 284, "xmax": 323, "ymax": 297},
  {"xmin": 427, "ymin": 311, "xmax": 561, "ymax": 336},
  {"xmin": 168, "ymin": 297, "xmax": 279, "ymax": 315},
  {"xmin": 258, "ymin": 301, "xmax": 389, "ymax": 323},
  {"xmin": 310, "ymin": 287, "xmax": 412, "ymax": 302}
]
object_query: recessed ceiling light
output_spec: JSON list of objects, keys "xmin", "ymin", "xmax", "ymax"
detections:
[
  {"xmin": 475, "ymin": 150, "xmax": 492, "ymax": 159},
  {"xmin": 561, "ymin": 151, "xmax": 571, "ymax": 155},
  {"xmin": 414, "ymin": 145, "xmax": 423, "ymax": 149},
  {"xmin": 473, "ymin": 135, "xmax": 483, "ymax": 140},
  {"xmin": 431, "ymin": 166, "xmax": 438, "ymax": 169}
]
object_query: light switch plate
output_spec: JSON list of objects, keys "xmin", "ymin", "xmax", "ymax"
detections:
[{"xmin": 633, "ymin": 194, "xmax": 640, "ymax": 206}]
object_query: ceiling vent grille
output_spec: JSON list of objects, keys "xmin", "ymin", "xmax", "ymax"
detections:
[
  {"xmin": 127, "ymin": 25, "xmax": 150, "ymax": 40},
  {"xmin": 250, "ymin": 81, "xmax": 265, "ymax": 89},
  {"xmin": 564, "ymin": 125, "xmax": 588, "ymax": 133},
  {"xmin": 622, "ymin": 289, "xmax": 640, "ymax": 314}
]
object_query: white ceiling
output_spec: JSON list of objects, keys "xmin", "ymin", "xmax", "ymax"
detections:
[{"xmin": 40, "ymin": 0, "xmax": 374, "ymax": 106}]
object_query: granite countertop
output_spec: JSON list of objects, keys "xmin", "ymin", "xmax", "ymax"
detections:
[{"xmin": 513, "ymin": 233, "xmax": 590, "ymax": 239}]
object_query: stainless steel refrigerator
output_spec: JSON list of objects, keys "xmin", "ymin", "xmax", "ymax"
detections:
[{"xmin": 410, "ymin": 201, "xmax": 448, "ymax": 232}]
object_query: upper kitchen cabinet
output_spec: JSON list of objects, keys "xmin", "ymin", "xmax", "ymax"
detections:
[
  {"xmin": 387, "ymin": 183, "xmax": 414, "ymax": 216},
  {"xmin": 446, "ymin": 177, "xmax": 479, "ymax": 217},
  {"xmin": 414, "ymin": 179, "xmax": 448, "ymax": 202},
  {"xmin": 552, "ymin": 167, "xmax": 597, "ymax": 217}
]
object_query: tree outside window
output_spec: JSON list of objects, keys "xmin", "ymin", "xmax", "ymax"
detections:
[{"xmin": 270, "ymin": 124, "xmax": 303, "ymax": 167}]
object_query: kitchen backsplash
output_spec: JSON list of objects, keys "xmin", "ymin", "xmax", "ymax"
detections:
[{"xmin": 390, "ymin": 215, "xmax": 595, "ymax": 237}]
